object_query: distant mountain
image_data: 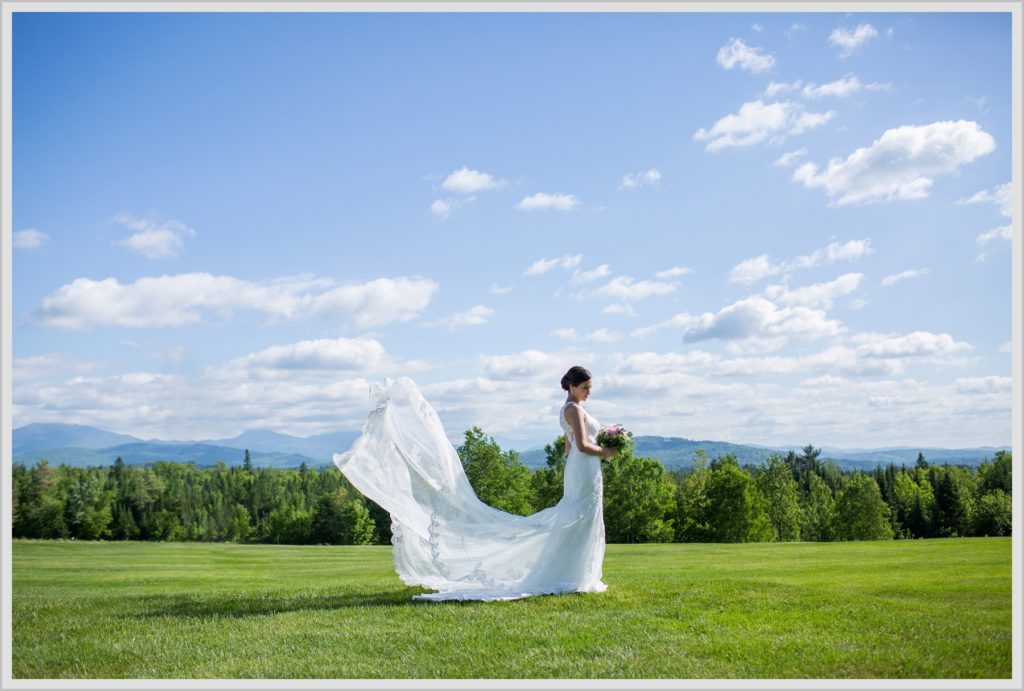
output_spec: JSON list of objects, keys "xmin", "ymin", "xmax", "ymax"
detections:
[
  {"xmin": 13, "ymin": 442, "xmax": 318, "ymax": 470},
  {"xmin": 12, "ymin": 423, "xmax": 347, "ymax": 469},
  {"xmin": 516, "ymin": 436, "xmax": 780, "ymax": 470},
  {"xmin": 514, "ymin": 436, "xmax": 1010, "ymax": 472},
  {"xmin": 771, "ymin": 444, "xmax": 1012, "ymax": 469},
  {"xmin": 205, "ymin": 428, "xmax": 360, "ymax": 462},
  {"xmin": 13, "ymin": 423, "xmax": 1009, "ymax": 473},
  {"xmin": 13, "ymin": 423, "xmax": 140, "ymax": 454}
]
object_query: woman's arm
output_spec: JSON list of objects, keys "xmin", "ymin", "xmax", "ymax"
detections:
[{"xmin": 564, "ymin": 404, "xmax": 616, "ymax": 459}]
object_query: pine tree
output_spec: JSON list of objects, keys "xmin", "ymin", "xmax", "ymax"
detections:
[
  {"xmin": 798, "ymin": 444, "xmax": 821, "ymax": 495},
  {"xmin": 933, "ymin": 466, "xmax": 970, "ymax": 537}
]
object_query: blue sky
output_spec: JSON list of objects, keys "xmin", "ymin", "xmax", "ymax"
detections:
[{"xmin": 11, "ymin": 10, "xmax": 1014, "ymax": 450}]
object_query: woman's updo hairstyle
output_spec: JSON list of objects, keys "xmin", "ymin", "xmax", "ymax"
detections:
[{"xmin": 560, "ymin": 365, "xmax": 592, "ymax": 392}]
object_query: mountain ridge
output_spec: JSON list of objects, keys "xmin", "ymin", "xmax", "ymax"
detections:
[{"xmin": 12, "ymin": 423, "xmax": 1010, "ymax": 472}]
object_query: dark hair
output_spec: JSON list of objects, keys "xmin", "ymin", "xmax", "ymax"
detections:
[{"xmin": 560, "ymin": 366, "xmax": 591, "ymax": 391}]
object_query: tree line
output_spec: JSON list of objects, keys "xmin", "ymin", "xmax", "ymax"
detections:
[{"xmin": 12, "ymin": 430, "xmax": 1012, "ymax": 545}]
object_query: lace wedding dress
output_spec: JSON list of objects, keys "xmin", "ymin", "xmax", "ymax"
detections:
[{"xmin": 333, "ymin": 376, "xmax": 608, "ymax": 601}]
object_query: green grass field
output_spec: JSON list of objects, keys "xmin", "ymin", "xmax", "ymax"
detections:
[{"xmin": 11, "ymin": 537, "xmax": 1013, "ymax": 679}]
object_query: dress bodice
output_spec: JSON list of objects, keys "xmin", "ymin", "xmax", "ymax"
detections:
[{"xmin": 559, "ymin": 401, "xmax": 600, "ymax": 453}]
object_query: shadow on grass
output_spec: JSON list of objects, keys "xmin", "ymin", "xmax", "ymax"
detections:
[
  {"xmin": 131, "ymin": 586, "xmax": 587, "ymax": 619},
  {"xmin": 131, "ymin": 588, "xmax": 457, "ymax": 619}
]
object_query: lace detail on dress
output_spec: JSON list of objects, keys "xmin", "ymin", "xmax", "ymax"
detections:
[{"xmin": 426, "ymin": 510, "xmax": 451, "ymax": 579}]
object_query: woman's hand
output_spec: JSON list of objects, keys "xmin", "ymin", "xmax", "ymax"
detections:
[{"xmin": 599, "ymin": 446, "xmax": 618, "ymax": 460}]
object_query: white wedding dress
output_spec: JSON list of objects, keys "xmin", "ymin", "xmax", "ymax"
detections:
[{"xmin": 333, "ymin": 376, "xmax": 608, "ymax": 601}]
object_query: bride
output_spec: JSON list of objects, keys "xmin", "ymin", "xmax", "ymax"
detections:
[{"xmin": 333, "ymin": 365, "xmax": 616, "ymax": 601}]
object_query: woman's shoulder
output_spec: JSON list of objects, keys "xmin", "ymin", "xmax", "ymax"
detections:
[{"xmin": 562, "ymin": 401, "xmax": 586, "ymax": 418}]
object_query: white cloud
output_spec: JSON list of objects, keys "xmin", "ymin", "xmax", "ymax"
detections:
[
  {"xmin": 802, "ymin": 75, "xmax": 892, "ymax": 99},
  {"xmin": 751, "ymin": 23, "xmax": 763, "ymax": 33},
  {"xmin": 617, "ymin": 345, "xmax": 871, "ymax": 379},
  {"xmin": 785, "ymin": 23, "xmax": 807, "ymax": 40},
  {"xmin": 551, "ymin": 328, "xmax": 577, "ymax": 340},
  {"xmin": 572, "ymin": 264, "xmax": 611, "ymax": 284},
  {"xmin": 113, "ymin": 213, "xmax": 196, "ymax": 259},
  {"xmin": 729, "ymin": 254, "xmax": 782, "ymax": 284},
  {"xmin": 958, "ymin": 182, "xmax": 1012, "ymax": 218},
  {"xmin": 728, "ymin": 239, "xmax": 873, "ymax": 285},
  {"xmin": 430, "ymin": 199, "xmax": 454, "ymax": 217},
  {"xmin": 763, "ymin": 273, "xmax": 864, "ymax": 309},
  {"xmin": 716, "ymin": 38, "xmax": 776, "ymax": 73},
  {"xmin": 14, "ymin": 228, "xmax": 49, "ymax": 250},
  {"xmin": 764, "ymin": 80, "xmax": 803, "ymax": 97},
  {"xmin": 480, "ymin": 348, "xmax": 594, "ymax": 382},
  {"xmin": 630, "ymin": 312, "xmax": 699, "ymax": 338},
  {"xmin": 596, "ymin": 276, "xmax": 679, "ymax": 301},
  {"xmin": 589, "ymin": 328, "xmax": 623, "ymax": 343},
  {"xmin": 803, "ymin": 75, "xmax": 861, "ymax": 98},
  {"xmin": 790, "ymin": 109, "xmax": 836, "ymax": 135},
  {"xmin": 523, "ymin": 254, "xmax": 583, "ymax": 276},
  {"xmin": 516, "ymin": 193, "xmax": 581, "ymax": 211},
  {"xmin": 767, "ymin": 75, "xmax": 889, "ymax": 100},
  {"xmin": 825, "ymin": 239, "xmax": 874, "ymax": 263},
  {"xmin": 975, "ymin": 225, "xmax": 1012, "ymax": 261},
  {"xmin": 425, "ymin": 304, "xmax": 495, "ymax": 330},
  {"xmin": 604, "ymin": 303, "xmax": 637, "ymax": 317},
  {"xmin": 851, "ymin": 330, "xmax": 973, "ymax": 359},
  {"xmin": 15, "ymin": 339, "xmax": 1004, "ymax": 447},
  {"xmin": 441, "ymin": 166, "xmax": 507, "ymax": 194},
  {"xmin": 954, "ymin": 376, "xmax": 1012, "ymax": 394},
  {"xmin": 977, "ymin": 225, "xmax": 1012, "ymax": 245},
  {"xmin": 829, "ymin": 24, "xmax": 879, "ymax": 57},
  {"xmin": 683, "ymin": 296, "xmax": 846, "ymax": 348},
  {"xmin": 694, "ymin": 100, "xmax": 835, "ymax": 152},
  {"xmin": 773, "ymin": 148, "xmax": 808, "ymax": 167},
  {"xmin": 229, "ymin": 336, "xmax": 391, "ymax": 373},
  {"xmin": 723, "ymin": 336, "xmax": 792, "ymax": 355},
  {"xmin": 623, "ymin": 326, "xmax": 976, "ymax": 385},
  {"xmin": 13, "ymin": 353, "xmax": 103, "ymax": 382},
  {"xmin": 998, "ymin": 341, "xmax": 1012, "ymax": 353},
  {"xmin": 32, "ymin": 273, "xmax": 439, "ymax": 330},
  {"xmin": 15, "ymin": 362, "xmax": 390, "ymax": 440},
  {"xmin": 489, "ymin": 283, "xmax": 515, "ymax": 295},
  {"xmin": 881, "ymin": 268, "xmax": 930, "ymax": 287},
  {"xmin": 225, "ymin": 337, "xmax": 432, "ymax": 379},
  {"xmin": 430, "ymin": 195, "xmax": 477, "ymax": 218},
  {"xmin": 960, "ymin": 182, "xmax": 1013, "ymax": 261},
  {"xmin": 619, "ymin": 169, "xmax": 662, "ymax": 190},
  {"xmin": 792, "ymin": 120, "xmax": 996, "ymax": 205},
  {"xmin": 654, "ymin": 266, "xmax": 693, "ymax": 279}
]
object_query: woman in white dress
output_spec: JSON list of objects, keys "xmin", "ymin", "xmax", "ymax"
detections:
[{"xmin": 333, "ymin": 365, "xmax": 616, "ymax": 601}]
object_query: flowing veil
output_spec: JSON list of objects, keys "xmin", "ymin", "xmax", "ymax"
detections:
[{"xmin": 333, "ymin": 377, "xmax": 607, "ymax": 601}]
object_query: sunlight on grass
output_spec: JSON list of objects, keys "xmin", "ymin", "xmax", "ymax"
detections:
[{"xmin": 12, "ymin": 538, "xmax": 1011, "ymax": 679}]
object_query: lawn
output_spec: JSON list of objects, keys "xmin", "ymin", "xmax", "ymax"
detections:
[{"xmin": 11, "ymin": 537, "xmax": 1013, "ymax": 679}]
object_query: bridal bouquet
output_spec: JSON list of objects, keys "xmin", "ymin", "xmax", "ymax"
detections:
[{"xmin": 597, "ymin": 423, "xmax": 633, "ymax": 456}]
